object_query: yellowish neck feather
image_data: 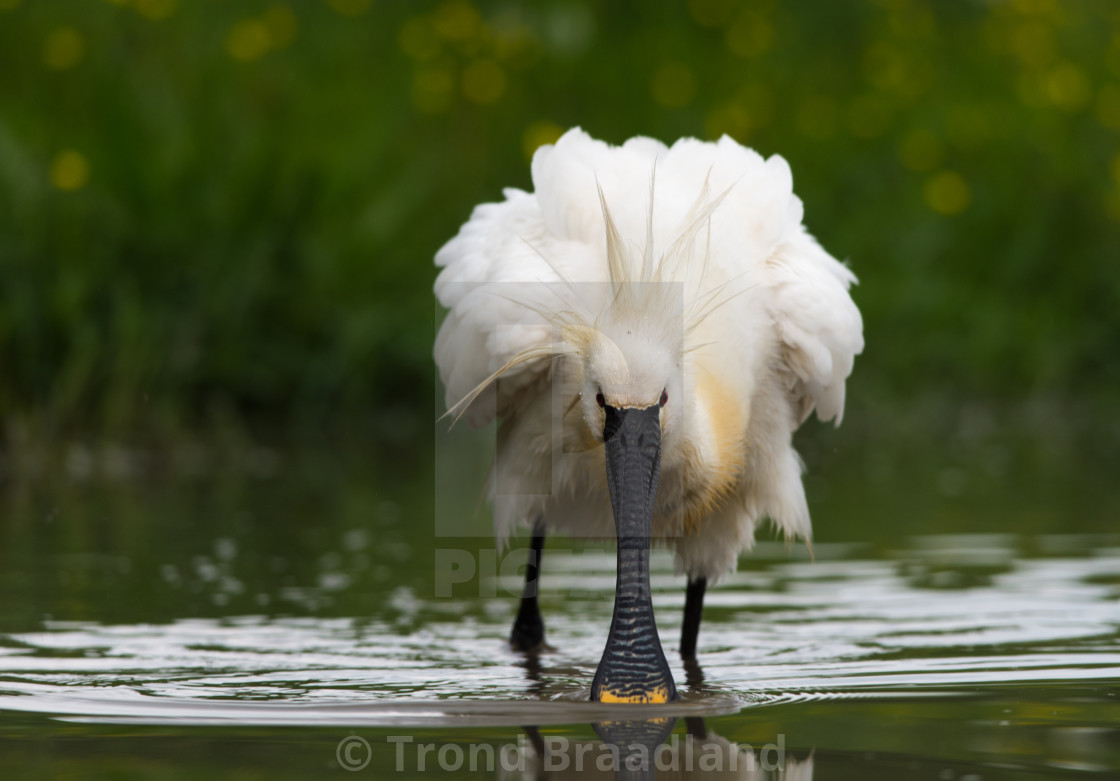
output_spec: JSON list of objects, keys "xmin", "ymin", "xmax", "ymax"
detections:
[{"xmin": 677, "ymin": 367, "xmax": 747, "ymax": 532}]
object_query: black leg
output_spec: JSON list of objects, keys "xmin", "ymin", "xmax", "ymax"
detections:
[
  {"xmin": 510, "ymin": 519, "xmax": 546, "ymax": 651},
  {"xmin": 680, "ymin": 576, "xmax": 707, "ymax": 659}
]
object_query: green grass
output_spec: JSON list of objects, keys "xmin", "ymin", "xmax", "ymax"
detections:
[{"xmin": 2, "ymin": 0, "xmax": 1118, "ymax": 446}]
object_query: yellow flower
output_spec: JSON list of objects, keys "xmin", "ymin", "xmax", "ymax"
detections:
[
  {"xmin": 226, "ymin": 19, "xmax": 270, "ymax": 61},
  {"xmin": 651, "ymin": 62, "xmax": 695, "ymax": 109},
  {"xmin": 522, "ymin": 121, "xmax": 563, "ymax": 161},
  {"xmin": 44, "ymin": 27, "xmax": 84, "ymax": 71},
  {"xmin": 326, "ymin": 0, "xmax": 371, "ymax": 16},
  {"xmin": 898, "ymin": 129, "xmax": 943, "ymax": 172},
  {"xmin": 135, "ymin": 0, "xmax": 177, "ymax": 21},
  {"xmin": 924, "ymin": 171, "xmax": 971, "ymax": 216},
  {"xmin": 462, "ymin": 60, "xmax": 506, "ymax": 105},
  {"xmin": 51, "ymin": 150, "xmax": 90, "ymax": 192}
]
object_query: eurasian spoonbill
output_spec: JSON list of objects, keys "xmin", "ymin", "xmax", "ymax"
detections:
[{"xmin": 434, "ymin": 128, "xmax": 863, "ymax": 703}]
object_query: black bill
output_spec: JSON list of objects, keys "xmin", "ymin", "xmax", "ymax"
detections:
[{"xmin": 591, "ymin": 403, "xmax": 677, "ymax": 703}]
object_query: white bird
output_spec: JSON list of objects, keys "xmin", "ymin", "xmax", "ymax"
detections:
[{"xmin": 434, "ymin": 128, "xmax": 862, "ymax": 703}]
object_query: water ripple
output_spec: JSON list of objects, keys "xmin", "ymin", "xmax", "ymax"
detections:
[{"xmin": 1, "ymin": 537, "xmax": 1118, "ymax": 727}]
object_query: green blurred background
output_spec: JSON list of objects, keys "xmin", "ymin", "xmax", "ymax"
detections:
[
  {"xmin": 1, "ymin": 0, "xmax": 1118, "ymax": 528},
  {"xmin": 3, "ymin": 7, "xmax": 1119, "ymax": 774}
]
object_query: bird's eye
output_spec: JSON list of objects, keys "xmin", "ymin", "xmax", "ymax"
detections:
[
  {"xmin": 659, "ymin": 388, "xmax": 668, "ymax": 407},
  {"xmin": 595, "ymin": 392, "xmax": 605, "ymax": 408}
]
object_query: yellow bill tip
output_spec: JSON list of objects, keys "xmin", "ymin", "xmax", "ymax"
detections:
[{"xmin": 596, "ymin": 685, "xmax": 672, "ymax": 704}]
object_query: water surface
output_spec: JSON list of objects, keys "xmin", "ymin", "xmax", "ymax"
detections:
[{"xmin": 1, "ymin": 449, "xmax": 1118, "ymax": 777}]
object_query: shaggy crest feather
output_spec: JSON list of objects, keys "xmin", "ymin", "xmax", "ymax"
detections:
[
  {"xmin": 447, "ymin": 173, "xmax": 729, "ymax": 423},
  {"xmin": 433, "ymin": 127, "xmax": 863, "ymax": 582}
]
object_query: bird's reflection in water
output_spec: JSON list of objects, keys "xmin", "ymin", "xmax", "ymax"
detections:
[
  {"xmin": 511, "ymin": 653, "xmax": 813, "ymax": 780},
  {"xmin": 683, "ymin": 656, "xmax": 706, "ymax": 692},
  {"xmin": 517, "ymin": 651, "xmax": 547, "ymax": 700}
]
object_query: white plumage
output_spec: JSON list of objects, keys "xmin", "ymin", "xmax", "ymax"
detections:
[{"xmin": 434, "ymin": 127, "xmax": 862, "ymax": 585}]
